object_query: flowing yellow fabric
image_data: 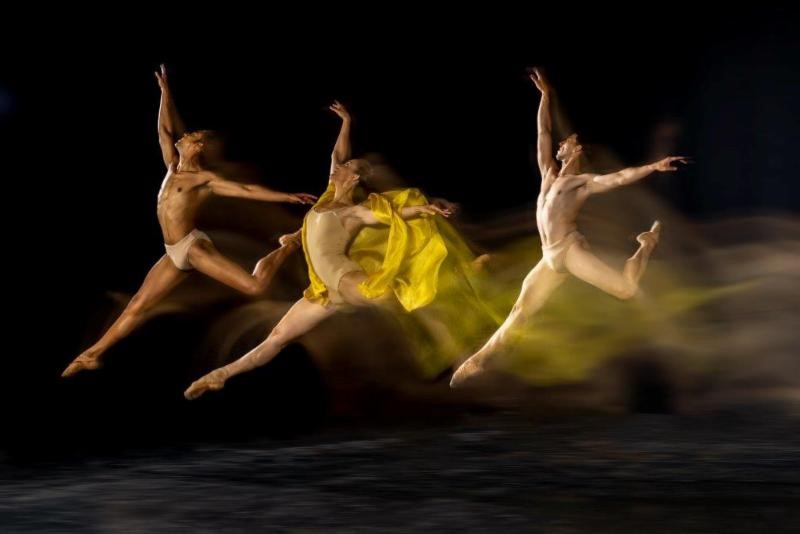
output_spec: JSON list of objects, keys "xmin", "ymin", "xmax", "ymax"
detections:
[
  {"xmin": 457, "ymin": 234, "xmax": 746, "ymax": 385},
  {"xmin": 302, "ymin": 186, "xmax": 448, "ymax": 311},
  {"xmin": 300, "ymin": 184, "xmax": 745, "ymax": 383},
  {"xmin": 300, "ymin": 184, "xmax": 502, "ymax": 376}
]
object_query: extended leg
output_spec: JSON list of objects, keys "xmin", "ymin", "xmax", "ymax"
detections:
[
  {"xmin": 450, "ymin": 259, "xmax": 567, "ymax": 387},
  {"xmin": 188, "ymin": 237, "xmax": 300, "ymax": 296},
  {"xmin": 184, "ymin": 297, "xmax": 335, "ymax": 400},
  {"xmin": 565, "ymin": 221, "xmax": 660, "ymax": 300},
  {"xmin": 62, "ymin": 255, "xmax": 188, "ymax": 377}
]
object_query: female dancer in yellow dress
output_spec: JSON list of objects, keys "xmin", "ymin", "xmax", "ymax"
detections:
[{"xmin": 184, "ymin": 101, "xmax": 457, "ymax": 399}]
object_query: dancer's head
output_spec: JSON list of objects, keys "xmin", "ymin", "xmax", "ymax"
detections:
[
  {"xmin": 175, "ymin": 130, "xmax": 219, "ymax": 160},
  {"xmin": 556, "ymin": 133, "xmax": 583, "ymax": 162},
  {"xmin": 330, "ymin": 158, "xmax": 373, "ymax": 194}
]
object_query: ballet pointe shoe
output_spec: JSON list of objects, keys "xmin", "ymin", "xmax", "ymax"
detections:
[
  {"xmin": 278, "ymin": 230, "xmax": 302, "ymax": 248},
  {"xmin": 636, "ymin": 220, "xmax": 661, "ymax": 249},
  {"xmin": 61, "ymin": 353, "xmax": 103, "ymax": 378},
  {"xmin": 184, "ymin": 369, "xmax": 228, "ymax": 400},
  {"xmin": 471, "ymin": 254, "xmax": 492, "ymax": 271},
  {"xmin": 450, "ymin": 351, "xmax": 490, "ymax": 388}
]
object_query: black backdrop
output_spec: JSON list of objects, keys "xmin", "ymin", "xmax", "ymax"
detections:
[{"xmin": 4, "ymin": 7, "xmax": 799, "ymax": 456}]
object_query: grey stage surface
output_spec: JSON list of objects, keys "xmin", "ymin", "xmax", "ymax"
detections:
[{"xmin": 3, "ymin": 412, "xmax": 800, "ymax": 532}]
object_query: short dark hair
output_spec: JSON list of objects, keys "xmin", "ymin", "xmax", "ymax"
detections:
[
  {"xmin": 350, "ymin": 158, "xmax": 374, "ymax": 180},
  {"xmin": 190, "ymin": 129, "xmax": 219, "ymax": 142},
  {"xmin": 189, "ymin": 130, "xmax": 224, "ymax": 166}
]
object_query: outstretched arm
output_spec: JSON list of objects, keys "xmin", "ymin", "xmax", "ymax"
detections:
[
  {"xmin": 206, "ymin": 174, "xmax": 317, "ymax": 204},
  {"xmin": 529, "ymin": 68, "xmax": 558, "ymax": 185},
  {"xmin": 587, "ymin": 156, "xmax": 689, "ymax": 194},
  {"xmin": 355, "ymin": 204, "xmax": 452, "ymax": 225},
  {"xmin": 155, "ymin": 64, "xmax": 186, "ymax": 168},
  {"xmin": 400, "ymin": 204, "xmax": 453, "ymax": 220},
  {"xmin": 329, "ymin": 100, "xmax": 352, "ymax": 175},
  {"xmin": 430, "ymin": 197, "xmax": 459, "ymax": 215}
]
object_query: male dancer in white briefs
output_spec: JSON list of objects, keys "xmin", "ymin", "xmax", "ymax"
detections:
[
  {"xmin": 62, "ymin": 65, "xmax": 316, "ymax": 377},
  {"xmin": 451, "ymin": 68, "xmax": 688, "ymax": 386}
]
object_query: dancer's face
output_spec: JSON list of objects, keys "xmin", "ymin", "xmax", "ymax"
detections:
[
  {"xmin": 331, "ymin": 159, "xmax": 369, "ymax": 191},
  {"xmin": 175, "ymin": 131, "xmax": 207, "ymax": 157},
  {"xmin": 556, "ymin": 134, "xmax": 582, "ymax": 161}
]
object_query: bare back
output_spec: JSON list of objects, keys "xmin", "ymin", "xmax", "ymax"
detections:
[
  {"xmin": 156, "ymin": 165, "xmax": 213, "ymax": 244},
  {"xmin": 536, "ymin": 172, "xmax": 592, "ymax": 245}
]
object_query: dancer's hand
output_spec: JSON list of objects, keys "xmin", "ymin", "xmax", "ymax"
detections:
[
  {"xmin": 329, "ymin": 100, "xmax": 351, "ymax": 122},
  {"xmin": 528, "ymin": 67, "xmax": 550, "ymax": 95},
  {"xmin": 416, "ymin": 204, "xmax": 452, "ymax": 218},
  {"xmin": 286, "ymin": 193, "xmax": 318, "ymax": 205},
  {"xmin": 653, "ymin": 156, "xmax": 690, "ymax": 172},
  {"xmin": 154, "ymin": 63, "xmax": 170, "ymax": 92},
  {"xmin": 431, "ymin": 197, "xmax": 459, "ymax": 215}
]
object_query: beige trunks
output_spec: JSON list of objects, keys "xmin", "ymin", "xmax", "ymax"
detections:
[
  {"xmin": 541, "ymin": 231, "xmax": 588, "ymax": 273},
  {"xmin": 165, "ymin": 229, "xmax": 211, "ymax": 271}
]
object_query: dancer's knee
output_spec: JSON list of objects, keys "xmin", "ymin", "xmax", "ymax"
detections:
[
  {"xmin": 266, "ymin": 326, "xmax": 289, "ymax": 350},
  {"xmin": 615, "ymin": 282, "xmax": 638, "ymax": 301},
  {"xmin": 241, "ymin": 279, "xmax": 264, "ymax": 296}
]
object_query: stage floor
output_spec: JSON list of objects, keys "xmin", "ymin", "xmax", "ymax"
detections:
[{"xmin": 3, "ymin": 412, "xmax": 800, "ymax": 532}]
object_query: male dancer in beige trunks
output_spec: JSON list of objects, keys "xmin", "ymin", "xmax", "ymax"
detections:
[
  {"xmin": 450, "ymin": 68, "xmax": 688, "ymax": 386},
  {"xmin": 62, "ymin": 65, "xmax": 317, "ymax": 378}
]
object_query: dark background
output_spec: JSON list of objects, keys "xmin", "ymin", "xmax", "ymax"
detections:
[{"xmin": 4, "ymin": 8, "xmax": 799, "ymax": 458}]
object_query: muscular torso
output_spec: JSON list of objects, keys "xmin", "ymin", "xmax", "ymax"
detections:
[
  {"xmin": 536, "ymin": 172, "xmax": 591, "ymax": 245},
  {"xmin": 156, "ymin": 165, "xmax": 213, "ymax": 244}
]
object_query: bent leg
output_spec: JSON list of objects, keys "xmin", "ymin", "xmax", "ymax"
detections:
[
  {"xmin": 184, "ymin": 297, "xmax": 335, "ymax": 400},
  {"xmin": 63, "ymin": 255, "xmax": 188, "ymax": 377},
  {"xmin": 188, "ymin": 238, "xmax": 298, "ymax": 296},
  {"xmin": 565, "ymin": 221, "xmax": 660, "ymax": 300},
  {"xmin": 451, "ymin": 259, "xmax": 566, "ymax": 387},
  {"xmin": 337, "ymin": 271, "xmax": 400, "ymax": 308}
]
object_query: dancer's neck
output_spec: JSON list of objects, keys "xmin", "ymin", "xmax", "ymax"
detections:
[
  {"xmin": 559, "ymin": 156, "xmax": 581, "ymax": 176},
  {"xmin": 332, "ymin": 188, "xmax": 355, "ymax": 204},
  {"xmin": 177, "ymin": 155, "xmax": 203, "ymax": 172}
]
